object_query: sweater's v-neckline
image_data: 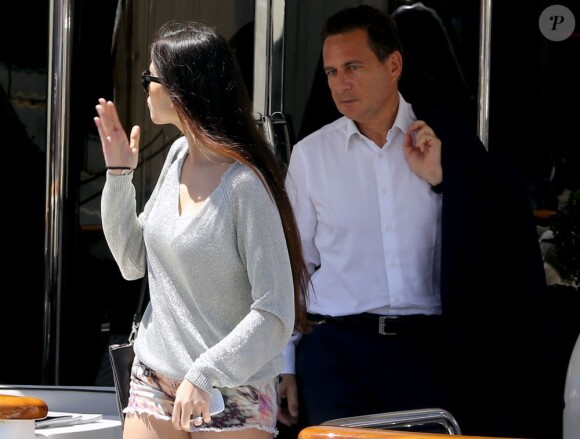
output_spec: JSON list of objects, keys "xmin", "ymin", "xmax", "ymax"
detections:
[{"xmin": 176, "ymin": 153, "xmax": 237, "ymax": 219}]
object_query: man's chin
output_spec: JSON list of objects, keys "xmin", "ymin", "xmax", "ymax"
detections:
[{"xmin": 338, "ymin": 108, "xmax": 355, "ymax": 120}]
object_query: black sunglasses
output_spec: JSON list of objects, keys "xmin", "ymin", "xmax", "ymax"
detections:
[{"xmin": 141, "ymin": 70, "xmax": 161, "ymax": 93}]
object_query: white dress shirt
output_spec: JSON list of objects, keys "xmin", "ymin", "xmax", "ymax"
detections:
[
  {"xmin": 286, "ymin": 96, "xmax": 441, "ymax": 316},
  {"xmin": 283, "ymin": 95, "xmax": 442, "ymax": 372}
]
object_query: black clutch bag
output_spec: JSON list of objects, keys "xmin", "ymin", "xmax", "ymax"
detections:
[{"xmin": 108, "ymin": 273, "xmax": 148, "ymax": 424}]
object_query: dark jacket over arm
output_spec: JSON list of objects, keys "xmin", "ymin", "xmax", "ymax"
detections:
[{"xmin": 415, "ymin": 106, "xmax": 561, "ymax": 439}]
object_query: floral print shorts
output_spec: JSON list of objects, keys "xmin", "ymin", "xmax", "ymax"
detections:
[{"xmin": 124, "ymin": 358, "xmax": 279, "ymax": 436}]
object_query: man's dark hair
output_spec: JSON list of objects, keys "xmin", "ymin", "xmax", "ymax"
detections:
[{"xmin": 321, "ymin": 4, "xmax": 402, "ymax": 62}]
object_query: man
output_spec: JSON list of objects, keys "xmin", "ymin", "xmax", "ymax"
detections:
[{"xmin": 279, "ymin": 5, "xmax": 559, "ymax": 439}]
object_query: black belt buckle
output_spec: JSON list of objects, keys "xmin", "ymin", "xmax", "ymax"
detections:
[{"xmin": 378, "ymin": 315, "xmax": 399, "ymax": 335}]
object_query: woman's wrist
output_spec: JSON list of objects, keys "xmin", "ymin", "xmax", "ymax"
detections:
[{"xmin": 107, "ymin": 166, "xmax": 134, "ymax": 176}]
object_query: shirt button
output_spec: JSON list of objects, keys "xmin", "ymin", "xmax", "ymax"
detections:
[
  {"xmin": 394, "ymin": 297, "xmax": 400, "ymax": 303},
  {"xmin": 385, "ymin": 224, "xmax": 393, "ymax": 231},
  {"xmin": 378, "ymin": 153, "xmax": 384, "ymax": 158},
  {"xmin": 382, "ymin": 188, "xmax": 388, "ymax": 193},
  {"xmin": 389, "ymin": 260, "xmax": 398, "ymax": 267}
]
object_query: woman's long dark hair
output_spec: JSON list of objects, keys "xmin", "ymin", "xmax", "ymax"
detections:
[{"xmin": 150, "ymin": 21, "xmax": 310, "ymax": 333}]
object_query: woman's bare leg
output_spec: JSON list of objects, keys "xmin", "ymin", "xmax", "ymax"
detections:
[
  {"xmin": 195, "ymin": 428, "xmax": 274, "ymax": 439},
  {"xmin": 123, "ymin": 413, "xmax": 191, "ymax": 439}
]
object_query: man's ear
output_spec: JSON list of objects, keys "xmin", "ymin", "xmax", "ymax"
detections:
[{"xmin": 388, "ymin": 50, "xmax": 403, "ymax": 79}]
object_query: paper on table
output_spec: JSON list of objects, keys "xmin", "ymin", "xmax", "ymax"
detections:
[{"xmin": 36, "ymin": 411, "xmax": 103, "ymax": 429}]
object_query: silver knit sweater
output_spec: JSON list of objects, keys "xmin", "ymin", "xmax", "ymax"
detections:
[{"xmin": 101, "ymin": 136, "xmax": 294, "ymax": 393}]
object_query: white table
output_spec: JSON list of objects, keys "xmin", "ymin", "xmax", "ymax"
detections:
[{"xmin": 35, "ymin": 417, "xmax": 121, "ymax": 439}]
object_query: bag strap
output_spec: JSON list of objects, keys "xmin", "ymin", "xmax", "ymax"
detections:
[{"xmin": 128, "ymin": 272, "xmax": 148, "ymax": 343}]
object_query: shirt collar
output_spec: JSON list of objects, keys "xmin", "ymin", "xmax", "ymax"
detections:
[
  {"xmin": 344, "ymin": 118, "xmax": 360, "ymax": 150},
  {"xmin": 394, "ymin": 93, "xmax": 416, "ymax": 136}
]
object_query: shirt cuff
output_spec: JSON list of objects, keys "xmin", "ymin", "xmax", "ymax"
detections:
[{"xmin": 281, "ymin": 331, "xmax": 302, "ymax": 374}]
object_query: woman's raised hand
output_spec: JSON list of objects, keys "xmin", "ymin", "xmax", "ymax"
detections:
[{"xmin": 94, "ymin": 98, "xmax": 140, "ymax": 170}]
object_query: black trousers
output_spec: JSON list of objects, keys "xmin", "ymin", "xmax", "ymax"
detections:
[{"xmin": 295, "ymin": 316, "xmax": 451, "ymax": 428}]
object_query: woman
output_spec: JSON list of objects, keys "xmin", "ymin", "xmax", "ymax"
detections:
[{"xmin": 94, "ymin": 21, "xmax": 309, "ymax": 439}]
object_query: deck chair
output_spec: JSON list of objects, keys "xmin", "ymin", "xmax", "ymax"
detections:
[{"xmin": 299, "ymin": 408, "xmax": 522, "ymax": 438}]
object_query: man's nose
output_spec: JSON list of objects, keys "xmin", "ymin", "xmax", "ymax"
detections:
[{"xmin": 334, "ymin": 71, "xmax": 352, "ymax": 91}]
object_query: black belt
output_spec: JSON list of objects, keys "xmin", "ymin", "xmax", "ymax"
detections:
[{"xmin": 308, "ymin": 312, "xmax": 443, "ymax": 336}]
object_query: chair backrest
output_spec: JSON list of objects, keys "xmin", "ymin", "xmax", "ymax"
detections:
[
  {"xmin": 0, "ymin": 394, "xmax": 48, "ymax": 439},
  {"xmin": 321, "ymin": 408, "xmax": 461, "ymax": 435},
  {"xmin": 299, "ymin": 425, "xmax": 521, "ymax": 439},
  {"xmin": 0, "ymin": 394, "xmax": 48, "ymax": 420}
]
